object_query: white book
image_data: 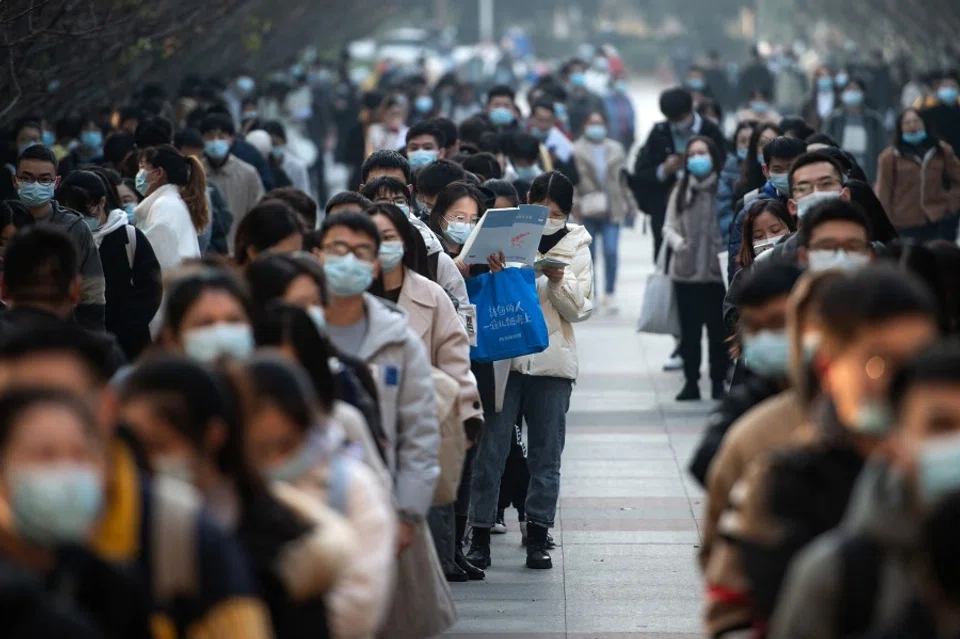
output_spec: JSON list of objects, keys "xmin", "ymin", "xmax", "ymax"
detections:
[{"xmin": 459, "ymin": 205, "xmax": 549, "ymax": 267}]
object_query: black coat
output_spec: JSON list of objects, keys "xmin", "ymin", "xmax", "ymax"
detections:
[
  {"xmin": 630, "ymin": 117, "xmax": 727, "ymax": 222},
  {"xmin": 922, "ymin": 103, "xmax": 960, "ymax": 160},
  {"xmin": 99, "ymin": 225, "xmax": 162, "ymax": 361}
]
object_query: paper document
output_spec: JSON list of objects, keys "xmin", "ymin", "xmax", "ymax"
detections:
[{"xmin": 460, "ymin": 205, "xmax": 549, "ymax": 267}]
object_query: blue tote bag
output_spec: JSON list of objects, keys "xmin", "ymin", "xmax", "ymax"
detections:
[{"xmin": 466, "ymin": 267, "xmax": 549, "ymax": 363}]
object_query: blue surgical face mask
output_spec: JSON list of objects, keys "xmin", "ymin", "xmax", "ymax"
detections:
[
  {"xmin": 271, "ymin": 146, "xmax": 285, "ymax": 159},
  {"xmin": 80, "ymin": 130, "xmax": 103, "ymax": 149},
  {"xmin": 378, "ymin": 240, "xmax": 405, "ymax": 273},
  {"xmin": 937, "ymin": 86, "xmax": 959, "ymax": 104},
  {"xmin": 841, "ymin": 89, "xmax": 864, "ymax": 107},
  {"xmin": 84, "ymin": 216, "xmax": 101, "ymax": 232},
  {"xmin": 42, "ymin": 130, "xmax": 56, "ymax": 146},
  {"xmin": 268, "ymin": 429, "xmax": 327, "ymax": 483},
  {"xmin": 18, "ymin": 182, "xmax": 55, "ymax": 208},
  {"xmin": 530, "ymin": 126, "xmax": 547, "ymax": 141},
  {"xmin": 816, "ymin": 76, "xmax": 835, "ymax": 91},
  {"xmin": 444, "ymin": 221, "xmax": 475, "ymax": 245},
  {"xmin": 414, "ymin": 95, "xmax": 434, "ymax": 113},
  {"xmin": 835, "ymin": 72, "xmax": 849, "ymax": 88},
  {"xmin": 183, "ymin": 323, "xmax": 255, "ymax": 363},
  {"xmin": 614, "ymin": 80, "xmax": 628, "ymax": 94},
  {"xmin": 123, "ymin": 202, "xmax": 137, "ymax": 224},
  {"xmin": 736, "ymin": 147, "xmax": 749, "ymax": 161},
  {"xmin": 918, "ymin": 433, "xmax": 960, "ymax": 503},
  {"xmin": 750, "ymin": 101, "xmax": 769, "ymax": 113},
  {"xmin": 902, "ymin": 130, "xmax": 928, "ymax": 145},
  {"xmin": 851, "ymin": 400, "xmax": 894, "ymax": 436},
  {"xmin": 585, "ymin": 124, "xmax": 607, "ymax": 142},
  {"xmin": 135, "ymin": 169, "xmax": 154, "ymax": 196},
  {"xmin": 515, "ymin": 165, "xmax": 540, "ymax": 181},
  {"xmin": 795, "ymin": 189, "xmax": 843, "ymax": 219},
  {"xmin": 686, "ymin": 77, "xmax": 706, "ymax": 91},
  {"xmin": 570, "ymin": 72, "xmax": 587, "ymax": 88},
  {"xmin": 686, "ymin": 154, "xmax": 713, "ymax": 177},
  {"xmin": 204, "ymin": 139, "xmax": 231, "ymax": 162},
  {"xmin": 554, "ymin": 102, "xmax": 568, "ymax": 122},
  {"xmin": 323, "ymin": 253, "xmax": 375, "ymax": 297},
  {"xmin": 489, "ymin": 107, "xmax": 515, "ymax": 126},
  {"xmin": 769, "ymin": 172, "xmax": 790, "ymax": 196},
  {"xmin": 742, "ymin": 330, "xmax": 790, "ymax": 378},
  {"xmin": 236, "ymin": 76, "xmax": 256, "ymax": 95},
  {"xmin": 408, "ymin": 149, "xmax": 439, "ymax": 170},
  {"xmin": 10, "ymin": 465, "xmax": 103, "ymax": 547}
]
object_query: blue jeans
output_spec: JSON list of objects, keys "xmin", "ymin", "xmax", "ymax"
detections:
[
  {"xmin": 469, "ymin": 372, "xmax": 572, "ymax": 530},
  {"xmin": 581, "ymin": 217, "xmax": 621, "ymax": 295}
]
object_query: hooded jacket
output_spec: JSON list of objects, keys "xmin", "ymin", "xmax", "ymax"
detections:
[
  {"xmin": 356, "ymin": 294, "xmax": 440, "ymax": 517},
  {"xmin": 770, "ymin": 461, "xmax": 918, "ymax": 639},
  {"xmin": 512, "ymin": 223, "xmax": 594, "ymax": 380}
]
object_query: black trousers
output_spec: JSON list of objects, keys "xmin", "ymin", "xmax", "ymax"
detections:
[{"xmin": 674, "ymin": 281, "xmax": 729, "ymax": 384}]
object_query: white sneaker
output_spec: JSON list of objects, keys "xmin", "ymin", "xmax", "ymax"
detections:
[
  {"xmin": 491, "ymin": 513, "xmax": 507, "ymax": 534},
  {"xmin": 663, "ymin": 354, "xmax": 684, "ymax": 371}
]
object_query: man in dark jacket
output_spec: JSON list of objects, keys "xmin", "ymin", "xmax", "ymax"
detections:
[
  {"xmin": 630, "ymin": 87, "xmax": 726, "ymax": 257},
  {"xmin": 738, "ymin": 47, "xmax": 775, "ymax": 106},
  {"xmin": 689, "ymin": 263, "xmax": 802, "ymax": 487}
]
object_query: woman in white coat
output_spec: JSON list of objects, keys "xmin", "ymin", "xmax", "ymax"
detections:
[
  {"xmin": 466, "ymin": 170, "xmax": 594, "ymax": 571},
  {"xmin": 134, "ymin": 144, "xmax": 206, "ymax": 271}
]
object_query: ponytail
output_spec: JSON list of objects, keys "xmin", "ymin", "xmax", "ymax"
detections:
[{"xmin": 182, "ymin": 155, "xmax": 210, "ymax": 234}]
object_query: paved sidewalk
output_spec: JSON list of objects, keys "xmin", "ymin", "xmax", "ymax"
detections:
[{"xmin": 445, "ymin": 220, "xmax": 710, "ymax": 638}]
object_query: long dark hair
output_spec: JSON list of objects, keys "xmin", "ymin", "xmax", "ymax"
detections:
[
  {"xmin": 139, "ymin": 144, "xmax": 209, "ymax": 232},
  {"xmin": 428, "ymin": 181, "xmax": 488, "ymax": 240},
  {"xmin": 164, "ymin": 268, "xmax": 255, "ymax": 338},
  {"xmin": 736, "ymin": 199, "xmax": 796, "ymax": 268},
  {"xmin": 735, "ymin": 122, "xmax": 782, "ymax": 199},
  {"xmin": 675, "ymin": 136, "xmax": 724, "ymax": 214},
  {"xmin": 367, "ymin": 203, "xmax": 432, "ymax": 298},
  {"xmin": 893, "ymin": 107, "xmax": 940, "ymax": 155}
]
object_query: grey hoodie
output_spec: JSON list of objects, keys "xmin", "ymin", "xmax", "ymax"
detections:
[
  {"xmin": 356, "ymin": 294, "xmax": 439, "ymax": 518},
  {"xmin": 770, "ymin": 460, "xmax": 919, "ymax": 639}
]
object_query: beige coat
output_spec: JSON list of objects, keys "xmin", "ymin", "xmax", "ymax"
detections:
[
  {"xmin": 397, "ymin": 269, "xmax": 482, "ymax": 423},
  {"xmin": 572, "ymin": 137, "xmax": 632, "ymax": 223},
  {"xmin": 201, "ymin": 154, "xmax": 264, "ymax": 253}
]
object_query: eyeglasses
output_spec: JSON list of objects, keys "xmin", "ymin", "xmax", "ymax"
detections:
[
  {"xmin": 444, "ymin": 213, "xmax": 476, "ymax": 224},
  {"xmin": 16, "ymin": 175, "xmax": 56, "ymax": 186},
  {"xmin": 321, "ymin": 240, "xmax": 377, "ymax": 262},
  {"xmin": 792, "ymin": 179, "xmax": 843, "ymax": 198},
  {"xmin": 809, "ymin": 240, "xmax": 869, "ymax": 253}
]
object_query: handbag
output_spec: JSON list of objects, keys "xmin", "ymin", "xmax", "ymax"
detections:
[
  {"xmin": 466, "ymin": 267, "xmax": 549, "ymax": 364},
  {"xmin": 636, "ymin": 245, "xmax": 680, "ymax": 336},
  {"xmin": 580, "ymin": 191, "xmax": 609, "ymax": 217}
]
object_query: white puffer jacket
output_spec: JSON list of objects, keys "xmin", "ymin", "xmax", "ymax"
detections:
[{"xmin": 512, "ymin": 224, "xmax": 594, "ymax": 380}]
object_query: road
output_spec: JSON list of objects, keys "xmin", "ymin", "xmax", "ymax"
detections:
[{"xmin": 445, "ymin": 78, "xmax": 708, "ymax": 637}]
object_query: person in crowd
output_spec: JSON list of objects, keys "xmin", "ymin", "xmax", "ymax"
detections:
[
  {"xmin": 0, "ymin": 321, "xmax": 273, "ymax": 637},
  {"xmin": 208, "ymin": 104, "xmax": 275, "ymax": 191},
  {"xmin": 801, "ymin": 66, "xmax": 837, "ymax": 131},
  {"xmin": 57, "ymin": 118, "xmax": 105, "ymax": 175},
  {"xmin": 875, "ymin": 107, "xmax": 960, "ymax": 241},
  {"xmin": 366, "ymin": 202, "xmax": 483, "ymax": 581},
  {"xmin": 134, "ymin": 144, "xmax": 205, "ymax": 270},
  {"xmin": 404, "ymin": 120, "xmax": 445, "ymax": 171},
  {"xmin": 822, "ymin": 78, "xmax": 886, "ymax": 184},
  {"xmin": 367, "ymin": 94, "xmax": 409, "ymax": 154},
  {"xmin": 734, "ymin": 199, "xmax": 796, "ymax": 271},
  {"xmin": 433, "ymin": 117, "xmax": 460, "ymax": 159},
  {"xmin": 0, "ymin": 386, "xmax": 154, "ymax": 638},
  {"xmin": 733, "ymin": 122, "xmax": 782, "ymax": 205},
  {"xmin": 795, "ymin": 196, "xmax": 875, "ymax": 271},
  {"xmin": 738, "ymin": 46, "xmax": 775, "ymax": 107},
  {"xmin": 805, "ymin": 132, "xmax": 839, "ymax": 152},
  {"xmin": 121, "ymin": 355, "xmax": 356, "ymax": 639},
  {"xmin": 173, "ymin": 128, "xmax": 233, "ymax": 254},
  {"xmin": 685, "ymin": 65, "xmax": 711, "ymax": 106},
  {"xmin": 483, "ymin": 178, "xmax": 520, "ymax": 211},
  {"xmin": 689, "ymin": 263, "xmax": 807, "ymax": 488},
  {"xmin": 718, "ymin": 122, "xmax": 757, "ymax": 244},
  {"xmin": 919, "ymin": 71, "xmax": 960, "ymax": 154},
  {"xmin": 326, "ymin": 192, "xmax": 374, "ymax": 218},
  {"xmin": 241, "ymin": 355, "xmax": 397, "ymax": 638},
  {"xmin": 233, "ymin": 200, "xmax": 303, "ymax": 267},
  {"xmin": 565, "ymin": 60, "xmax": 607, "ymax": 138},
  {"xmin": 461, "ymin": 153, "xmax": 502, "ymax": 182},
  {"xmin": 631, "ymin": 87, "xmax": 726, "ymax": 258},
  {"xmin": 662, "ymin": 136, "xmax": 729, "ymax": 401},
  {"xmin": 56, "ymin": 170, "xmax": 161, "ymax": 360},
  {"xmin": 359, "ymin": 149, "xmax": 412, "ymax": 192},
  {"xmin": 467, "ymin": 170, "xmax": 593, "ymax": 571},
  {"xmin": 779, "ymin": 116, "xmax": 815, "ymax": 141},
  {"xmin": 13, "ymin": 144, "xmax": 106, "ymax": 329},
  {"xmin": 737, "ymin": 88, "xmax": 781, "ymax": 125},
  {"xmin": 485, "ymin": 84, "xmax": 520, "ymax": 131},
  {"xmin": 265, "ymin": 186, "xmax": 319, "ymax": 232},
  {"xmin": 527, "ymin": 101, "xmax": 580, "ymax": 186},
  {"xmin": 201, "ymin": 113, "xmax": 266, "ymax": 252},
  {"xmin": 260, "ymin": 120, "xmax": 313, "ymax": 197},
  {"xmin": 728, "ymin": 135, "xmax": 806, "ymax": 274},
  {"xmin": 846, "ymin": 179, "xmax": 900, "ymax": 245},
  {"xmin": 451, "ymin": 82, "xmax": 483, "ymax": 125},
  {"xmin": 572, "ymin": 109, "xmax": 631, "ymax": 309},
  {"xmin": 315, "ymin": 211, "xmax": 438, "ymax": 549},
  {"xmin": 246, "ymin": 129, "xmax": 293, "ymax": 190},
  {"xmin": 504, "ymin": 132, "xmax": 547, "ymax": 183},
  {"xmin": 604, "ymin": 74, "xmax": 636, "ymax": 152},
  {"xmin": 928, "ymin": 240, "xmax": 960, "ymax": 334},
  {"xmin": 414, "ymin": 160, "xmax": 468, "ymax": 213}
]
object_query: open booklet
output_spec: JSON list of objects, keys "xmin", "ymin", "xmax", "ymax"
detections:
[{"xmin": 458, "ymin": 204, "xmax": 549, "ymax": 267}]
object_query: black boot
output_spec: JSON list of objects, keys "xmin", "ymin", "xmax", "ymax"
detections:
[
  {"xmin": 711, "ymin": 380, "xmax": 726, "ymax": 400},
  {"xmin": 676, "ymin": 380, "xmax": 700, "ymax": 402},
  {"xmin": 445, "ymin": 562, "xmax": 469, "ymax": 582},
  {"xmin": 466, "ymin": 526, "xmax": 491, "ymax": 569},
  {"xmin": 455, "ymin": 546, "xmax": 485, "ymax": 580},
  {"xmin": 525, "ymin": 523, "xmax": 553, "ymax": 569}
]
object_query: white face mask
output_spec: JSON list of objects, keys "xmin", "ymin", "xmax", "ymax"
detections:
[
  {"xmin": 807, "ymin": 249, "xmax": 870, "ymax": 272},
  {"xmin": 543, "ymin": 218, "xmax": 566, "ymax": 236},
  {"xmin": 753, "ymin": 233, "xmax": 787, "ymax": 255},
  {"xmin": 794, "ymin": 190, "xmax": 843, "ymax": 219}
]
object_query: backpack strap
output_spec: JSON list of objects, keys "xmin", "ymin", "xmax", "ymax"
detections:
[
  {"xmin": 150, "ymin": 477, "xmax": 201, "ymax": 604},
  {"xmin": 838, "ymin": 534, "xmax": 882, "ymax": 636},
  {"xmin": 327, "ymin": 454, "xmax": 351, "ymax": 515},
  {"xmin": 125, "ymin": 225, "xmax": 137, "ymax": 284}
]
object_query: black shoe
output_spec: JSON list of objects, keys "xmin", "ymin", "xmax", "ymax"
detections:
[
  {"xmin": 676, "ymin": 381, "xmax": 701, "ymax": 402},
  {"xmin": 711, "ymin": 381, "xmax": 726, "ymax": 400},
  {"xmin": 455, "ymin": 547, "xmax": 485, "ymax": 580},
  {"xmin": 445, "ymin": 563, "xmax": 469, "ymax": 582},
  {"xmin": 466, "ymin": 527, "xmax": 491, "ymax": 569},
  {"xmin": 525, "ymin": 523, "xmax": 553, "ymax": 569},
  {"xmin": 521, "ymin": 529, "xmax": 556, "ymax": 549}
]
